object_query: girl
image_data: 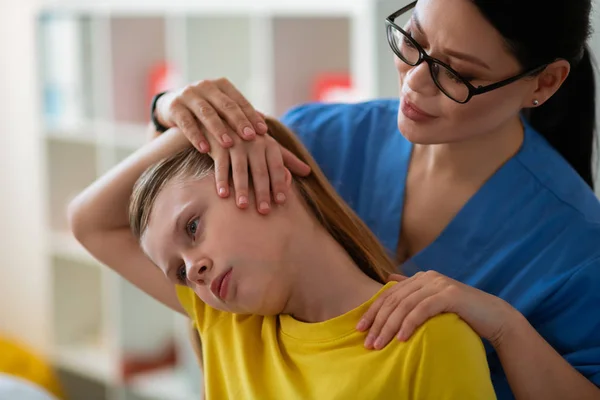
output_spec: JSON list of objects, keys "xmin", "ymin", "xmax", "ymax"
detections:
[{"xmin": 69, "ymin": 118, "xmax": 496, "ymax": 399}]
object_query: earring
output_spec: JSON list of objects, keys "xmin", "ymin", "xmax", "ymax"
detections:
[{"xmin": 533, "ymin": 99, "xmax": 540, "ymax": 106}]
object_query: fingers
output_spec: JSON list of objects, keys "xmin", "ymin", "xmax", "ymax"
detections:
[
  {"xmin": 212, "ymin": 148, "xmax": 231, "ymax": 198},
  {"xmin": 362, "ymin": 294, "xmax": 401, "ymax": 349},
  {"xmin": 248, "ymin": 144, "xmax": 271, "ymax": 214},
  {"xmin": 170, "ymin": 103, "xmax": 210, "ymax": 153},
  {"xmin": 217, "ymin": 78, "xmax": 268, "ymax": 135},
  {"xmin": 265, "ymin": 140, "xmax": 288, "ymax": 205},
  {"xmin": 281, "ymin": 146, "xmax": 311, "ymax": 177},
  {"xmin": 398, "ymin": 296, "xmax": 445, "ymax": 341},
  {"xmin": 181, "ymin": 88, "xmax": 233, "ymax": 150},
  {"xmin": 358, "ymin": 278, "xmax": 424, "ymax": 348},
  {"xmin": 371, "ymin": 287, "xmax": 433, "ymax": 349},
  {"xmin": 208, "ymin": 89, "xmax": 257, "ymax": 141},
  {"xmin": 230, "ymin": 146, "xmax": 250, "ymax": 209}
]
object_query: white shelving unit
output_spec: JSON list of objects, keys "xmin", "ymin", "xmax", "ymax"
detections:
[{"xmin": 35, "ymin": 0, "xmax": 405, "ymax": 399}]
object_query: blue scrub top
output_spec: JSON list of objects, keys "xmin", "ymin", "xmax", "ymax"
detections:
[{"xmin": 281, "ymin": 99, "xmax": 600, "ymax": 400}]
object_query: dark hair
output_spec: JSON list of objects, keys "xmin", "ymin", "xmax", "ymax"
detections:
[{"xmin": 472, "ymin": 0, "xmax": 597, "ymax": 189}]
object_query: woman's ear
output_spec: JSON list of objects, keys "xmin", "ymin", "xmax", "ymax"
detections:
[{"xmin": 525, "ymin": 59, "xmax": 570, "ymax": 108}]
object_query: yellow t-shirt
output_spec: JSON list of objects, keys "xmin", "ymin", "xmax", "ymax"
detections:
[{"xmin": 176, "ymin": 282, "xmax": 496, "ymax": 400}]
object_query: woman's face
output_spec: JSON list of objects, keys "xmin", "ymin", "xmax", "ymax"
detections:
[
  {"xmin": 141, "ymin": 175, "xmax": 295, "ymax": 315},
  {"xmin": 395, "ymin": 0, "xmax": 535, "ymax": 144}
]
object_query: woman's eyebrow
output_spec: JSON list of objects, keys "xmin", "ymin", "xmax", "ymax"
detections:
[{"xmin": 413, "ymin": 11, "xmax": 491, "ymax": 70}]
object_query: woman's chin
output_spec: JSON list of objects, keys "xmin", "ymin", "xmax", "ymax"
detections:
[{"xmin": 397, "ymin": 118, "xmax": 444, "ymax": 145}]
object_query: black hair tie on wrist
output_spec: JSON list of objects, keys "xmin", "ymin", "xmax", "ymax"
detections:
[{"xmin": 150, "ymin": 91, "xmax": 170, "ymax": 133}]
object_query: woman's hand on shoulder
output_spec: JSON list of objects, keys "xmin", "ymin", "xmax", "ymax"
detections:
[
  {"xmin": 155, "ymin": 79, "xmax": 310, "ymax": 213},
  {"xmin": 357, "ymin": 271, "xmax": 520, "ymax": 350}
]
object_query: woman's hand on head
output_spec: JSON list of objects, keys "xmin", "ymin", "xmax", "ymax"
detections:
[
  {"xmin": 200, "ymin": 122, "xmax": 310, "ymax": 215},
  {"xmin": 155, "ymin": 78, "xmax": 269, "ymax": 150},
  {"xmin": 357, "ymin": 271, "xmax": 519, "ymax": 350},
  {"xmin": 155, "ymin": 79, "xmax": 310, "ymax": 212}
]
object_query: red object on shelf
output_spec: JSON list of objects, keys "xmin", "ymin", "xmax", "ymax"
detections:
[
  {"xmin": 312, "ymin": 72, "xmax": 357, "ymax": 103},
  {"xmin": 147, "ymin": 62, "xmax": 181, "ymax": 107}
]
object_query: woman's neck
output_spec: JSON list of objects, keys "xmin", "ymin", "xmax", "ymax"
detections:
[
  {"xmin": 281, "ymin": 211, "xmax": 383, "ymax": 323},
  {"xmin": 413, "ymin": 115, "xmax": 524, "ymax": 181}
]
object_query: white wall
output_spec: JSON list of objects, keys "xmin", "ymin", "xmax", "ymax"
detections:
[{"xmin": 0, "ymin": 0, "xmax": 49, "ymax": 352}]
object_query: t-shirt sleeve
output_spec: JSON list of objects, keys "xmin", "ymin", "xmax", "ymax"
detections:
[
  {"xmin": 175, "ymin": 284, "xmax": 226, "ymax": 334},
  {"xmin": 535, "ymin": 258, "xmax": 600, "ymax": 386},
  {"xmin": 404, "ymin": 313, "xmax": 497, "ymax": 400}
]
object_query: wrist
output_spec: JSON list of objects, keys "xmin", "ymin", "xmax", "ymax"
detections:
[
  {"xmin": 491, "ymin": 305, "xmax": 529, "ymax": 350},
  {"xmin": 151, "ymin": 91, "xmax": 175, "ymax": 131}
]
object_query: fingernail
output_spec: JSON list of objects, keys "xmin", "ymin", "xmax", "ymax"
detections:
[
  {"xmin": 218, "ymin": 187, "xmax": 227, "ymax": 197},
  {"xmin": 243, "ymin": 127, "xmax": 255, "ymax": 137},
  {"xmin": 397, "ymin": 330, "xmax": 407, "ymax": 342},
  {"xmin": 356, "ymin": 319, "xmax": 367, "ymax": 331},
  {"xmin": 364, "ymin": 334, "xmax": 376, "ymax": 348},
  {"xmin": 257, "ymin": 122, "xmax": 268, "ymax": 133},
  {"xmin": 259, "ymin": 201, "xmax": 270, "ymax": 211},
  {"xmin": 374, "ymin": 337, "xmax": 384, "ymax": 350},
  {"xmin": 238, "ymin": 196, "xmax": 248, "ymax": 206},
  {"xmin": 199, "ymin": 142, "xmax": 209, "ymax": 152},
  {"xmin": 222, "ymin": 134, "xmax": 233, "ymax": 145},
  {"xmin": 276, "ymin": 193, "xmax": 286, "ymax": 203}
]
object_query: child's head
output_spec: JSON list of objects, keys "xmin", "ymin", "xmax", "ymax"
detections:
[{"xmin": 129, "ymin": 118, "xmax": 396, "ymax": 315}]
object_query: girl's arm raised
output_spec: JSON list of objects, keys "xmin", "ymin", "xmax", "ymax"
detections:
[{"xmin": 68, "ymin": 128, "xmax": 191, "ymax": 314}]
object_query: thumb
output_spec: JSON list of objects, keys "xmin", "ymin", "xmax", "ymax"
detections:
[{"xmin": 387, "ymin": 273, "xmax": 408, "ymax": 283}]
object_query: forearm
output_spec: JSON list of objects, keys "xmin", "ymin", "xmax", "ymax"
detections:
[
  {"xmin": 497, "ymin": 310, "xmax": 599, "ymax": 400},
  {"xmin": 68, "ymin": 128, "xmax": 191, "ymax": 238}
]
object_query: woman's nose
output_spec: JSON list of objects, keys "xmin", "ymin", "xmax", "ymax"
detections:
[
  {"xmin": 403, "ymin": 61, "xmax": 437, "ymax": 96},
  {"xmin": 186, "ymin": 257, "xmax": 213, "ymax": 284}
]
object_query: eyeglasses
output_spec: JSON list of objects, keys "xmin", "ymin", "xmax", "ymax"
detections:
[{"xmin": 385, "ymin": 1, "xmax": 549, "ymax": 104}]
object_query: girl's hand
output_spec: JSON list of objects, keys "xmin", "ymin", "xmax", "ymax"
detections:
[
  {"xmin": 357, "ymin": 271, "xmax": 518, "ymax": 350},
  {"xmin": 154, "ymin": 79, "xmax": 310, "ymax": 210}
]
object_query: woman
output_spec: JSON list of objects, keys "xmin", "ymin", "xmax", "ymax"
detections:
[
  {"xmin": 149, "ymin": 0, "xmax": 600, "ymax": 399},
  {"xmin": 68, "ymin": 119, "xmax": 495, "ymax": 399}
]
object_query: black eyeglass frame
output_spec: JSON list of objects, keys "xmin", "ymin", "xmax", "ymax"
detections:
[{"xmin": 385, "ymin": 1, "xmax": 550, "ymax": 104}]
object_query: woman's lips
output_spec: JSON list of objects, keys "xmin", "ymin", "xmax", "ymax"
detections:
[
  {"xmin": 210, "ymin": 268, "xmax": 232, "ymax": 301},
  {"xmin": 401, "ymin": 98, "xmax": 437, "ymax": 122}
]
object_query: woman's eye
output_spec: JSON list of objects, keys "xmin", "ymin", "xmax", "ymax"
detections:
[
  {"xmin": 187, "ymin": 218, "xmax": 199, "ymax": 238},
  {"xmin": 176, "ymin": 266, "xmax": 187, "ymax": 284}
]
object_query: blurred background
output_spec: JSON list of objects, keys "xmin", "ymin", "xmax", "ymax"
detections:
[{"xmin": 0, "ymin": 0, "xmax": 598, "ymax": 399}]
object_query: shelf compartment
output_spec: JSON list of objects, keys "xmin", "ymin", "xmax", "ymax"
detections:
[
  {"xmin": 272, "ymin": 16, "xmax": 351, "ymax": 116},
  {"xmin": 38, "ymin": 13, "xmax": 96, "ymax": 130},
  {"xmin": 45, "ymin": 140, "xmax": 98, "ymax": 232},
  {"xmin": 51, "ymin": 255, "xmax": 114, "ymax": 383},
  {"xmin": 110, "ymin": 16, "xmax": 168, "ymax": 124}
]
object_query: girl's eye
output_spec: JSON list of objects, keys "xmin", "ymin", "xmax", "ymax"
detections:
[
  {"xmin": 176, "ymin": 265, "xmax": 187, "ymax": 284},
  {"xmin": 187, "ymin": 218, "xmax": 199, "ymax": 238}
]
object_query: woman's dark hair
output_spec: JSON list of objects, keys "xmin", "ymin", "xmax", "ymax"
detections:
[{"xmin": 472, "ymin": 0, "xmax": 597, "ymax": 189}]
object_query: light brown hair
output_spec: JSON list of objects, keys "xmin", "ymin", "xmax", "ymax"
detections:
[{"xmin": 129, "ymin": 118, "xmax": 397, "ymax": 283}]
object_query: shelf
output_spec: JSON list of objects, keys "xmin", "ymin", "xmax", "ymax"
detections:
[
  {"xmin": 127, "ymin": 367, "xmax": 199, "ymax": 400},
  {"xmin": 40, "ymin": 0, "xmax": 370, "ymax": 16},
  {"xmin": 50, "ymin": 231, "xmax": 98, "ymax": 265},
  {"xmin": 53, "ymin": 340, "xmax": 116, "ymax": 384},
  {"xmin": 44, "ymin": 120, "xmax": 98, "ymax": 145}
]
